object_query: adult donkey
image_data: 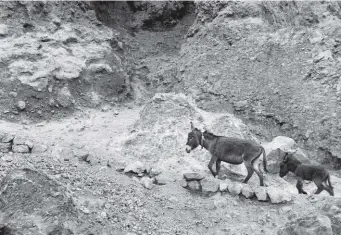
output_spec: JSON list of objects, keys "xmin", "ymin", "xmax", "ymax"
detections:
[{"xmin": 186, "ymin": 122, "xmax": 267, "ymax": 186}]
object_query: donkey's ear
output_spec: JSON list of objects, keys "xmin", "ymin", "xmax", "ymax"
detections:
[
  {"xmin": 283, "ymin": 153, "xmax": 288, "ymax": 162},
  {"xmin": 190, "ymin": 122, "xmax": 195, "ymax": 131}
]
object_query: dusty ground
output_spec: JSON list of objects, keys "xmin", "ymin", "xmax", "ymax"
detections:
[{"xmin": 1, "ymin": 98, "xmax": 341, "ymax": 235}]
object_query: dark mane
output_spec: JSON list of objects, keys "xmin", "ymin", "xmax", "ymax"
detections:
[{"xmin": 203, "ymin": 130, "xmax": 222, "ymax": 139}]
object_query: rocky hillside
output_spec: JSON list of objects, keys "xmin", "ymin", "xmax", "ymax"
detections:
[{"xmin": 1, "ymin": 1, "xmax": 341, "ymax": 235}]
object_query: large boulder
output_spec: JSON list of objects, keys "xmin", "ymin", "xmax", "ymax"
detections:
[
  {"xmin": 200, "ymin": 178, "xmax": 219, "ymax": 194},
  {"xmin": 277, "ymin": 215, "xmax": 333, "ymax": 235},
  {"xmin": 140, "ymin": 176, "xmax": 154, "ymax": 190},
  {"xmin": 12, "ymin": 145, "xmax": 30, "ymax": 153},
  {"xmin": 1, "ymin": 133, "xmax": 14, "ymax": 143},
  {"xmin": 183, "ymin": 172, "xmax": 205, "ymax": 181},
  {"xmin": 123, "ymin": 93, "xmax": 204, "ymax": 178},
  {"xmin": 254, "ymin": 187, "xmax": 268, "ymax": 201},
  {"xmin": 241, "ymin": 185, "xmax": 255, "ymax": 199},
  {"xmin": 187, "ymin": 180, "xmax": 201, "ymax": 191},
  {"xmin": 227, "ymin": 180, "xmax": 243, "ymax": 196},
  {"xmin": 263, "ymin": 136, "xmax": 298, "ymax": 153},
  {"xmin": 56, "ymin": 87, "xmax": 74, "ymax": 108},
  {"xmin": 267, "ymin": 186, "xmax": 292, "ymax": 204},
  {"xmin": 31, "ymin": 144, "xmax": 48, "ymax": 153},
  {"xmin": 0, "ymin": 143, "xmax": 11, "ymax": 153},
  {"xmin": 219, "ymin": 181, "xmax": 228, "ymax": 192},
  {"xmin": 124, "ymin": 161, "xmax": 146, "ymax": 175},
  {"xmin": 0, "ymin": 168, "xmax": 79, "ymax": 234},
  {"xmin": 264, "ymin": 136, "xmax": 310, "ymax": 174}
]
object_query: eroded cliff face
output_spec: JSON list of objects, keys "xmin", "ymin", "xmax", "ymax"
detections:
[
  {"xmin": 91, "ymin": 1, "xmax": 341, "ymax": 167},
  {"xmin": 0, "ymin": 1, "xmax": 130, "ymax": 122}
]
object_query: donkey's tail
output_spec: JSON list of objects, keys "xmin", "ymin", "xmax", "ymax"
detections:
[{"xmin": 260, "ymin": 146, "xmax": 268, "ymax": 173}]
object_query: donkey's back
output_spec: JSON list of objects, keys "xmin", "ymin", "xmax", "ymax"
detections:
[
  {"xmin": 213, "ymin": 137, "xmax": 261, "ymax": 154},
  {"xmin": 212, "ymin": 137, "xmax": 263, "ymax": 164}
]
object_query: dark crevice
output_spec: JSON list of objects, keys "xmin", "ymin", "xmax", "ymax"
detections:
[
  {"xmin": 0, "ymin": 226, "xmax": 14, "ymax": 235},
  {"xmin": 91, "ymin": 1, "xmax": 195, "ymax": 33}
]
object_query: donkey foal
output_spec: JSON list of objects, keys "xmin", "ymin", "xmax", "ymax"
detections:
[
  {"xmin": 279, "ymin": 152, "xmax": 334, "ymax": 196},
  {"xmin": 186, "ymin": 122, "xmax": 267, "ymax": 186}
]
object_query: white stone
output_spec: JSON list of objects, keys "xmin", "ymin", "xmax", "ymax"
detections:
[
  {"xmin": 56, "ymin": 87, "xmax": 74, "ymax": 108},
  {"xmin": 267, "ymin": 187, "xmax": 292, "ymax": 204},
  {"xmin": 201, "ymin": 178, "xmax": 219, "ymax": 193},
  {"xmin": 219, "ymin": 182, "xmax": 228, "ymax": 192},
  {"xmin": 124, "ymin": 161, "xmax": 146, "ymax": 174},
  {"xmin": 241, "ymin": 185, "xmax": 255, "ymax": 198},
  {"xmin": 227, "ymin": 181, "xmax": 243, "ymax": 196},
  {"xmin": 140, "ymin": 177, "xmax": 154, "ymax": 190},
  {"xmin": 12, "ymin": 144, "xmax": 30, "ymax": 153},
  {"xmin": 0, "ymin": 24, "xmax": 9, "ymax": 36},
  {"xmin": 255, "ymin": 187, "xmax": 268, "ymax": 201},
  {"xmin": 187, "ymin": 180, "xmax": 200, "ymax": 191}
]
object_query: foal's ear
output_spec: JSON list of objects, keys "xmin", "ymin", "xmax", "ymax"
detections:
[
  {"xmin": 190, "ymin": 121, "xmax": 195, "ymax": 131},
  {"xmin": 283, "ymin": 153, "xmax": 288, "ymax": 162}
]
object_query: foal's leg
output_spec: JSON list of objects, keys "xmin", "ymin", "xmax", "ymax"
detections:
[
  {"xmin": 208, "ymin": 155, "xmax": 218, "ymax": 177},
  {"xmin": 296, "ymin": 178, "xmax": 307, "ymax": 194},
  {"xmin": 313, "ymin": 177, "xmax": 334, "ymax": 196},
  {"xmin": 312, "ymin": 177, "xmax": 324, "ymax": 194},
  {"xmin": 326, "ymin": 176, "xmax": 334, "ymax": 196},
  {"xmin": 242, "ymin": 160, "xmax": 254, "ymax": 184}
]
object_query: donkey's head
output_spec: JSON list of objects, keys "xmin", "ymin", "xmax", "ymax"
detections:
[
  {"xmin": 186, "ymin": 122, "xmax": 202, "ymax": 153},
  {"xmin": 279, "ymin": 152, "xmax": 290, "ymax": 177}
]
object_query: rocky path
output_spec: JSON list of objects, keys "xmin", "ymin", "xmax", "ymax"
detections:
[{"xmin": 0, "ymin": 101, "xmax": 341, "ymax": 235}]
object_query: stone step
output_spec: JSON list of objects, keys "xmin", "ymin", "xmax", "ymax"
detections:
[{"xmin": 182, "ymin": 174, "xmax": 293, "ymax": 204}]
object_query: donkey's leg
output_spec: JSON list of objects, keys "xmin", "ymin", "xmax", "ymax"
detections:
[
  {"xmin": 216, "ymin": 160, "xmax": 221, "ymax": 177},
  {"xmin": 252, "ymin": 160, "xmax": 264, "ymax": 186},
  {"xmin": 325, "ymin": 186, "xmax": 334, "ymax": 196},
  {"xmin": 315, "ymin": 187, "xmax": 323, "ymax": 194},
  {"xmin": 208, "ymin": 155, "xmax": 218, "ymax": 177},
  {"xmin": 242, "ymin": 161, "xmax": 254, "ymax": 184}
]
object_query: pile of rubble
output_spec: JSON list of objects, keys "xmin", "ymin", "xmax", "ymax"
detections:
[
  {"xmin": 181, "ymin": 172, "xmax": 292, "ymax": 204},
  {"xmin": 0, "ymin": 132, "xmax": 47, "ymax": 154},
  {"xmin": 120, "ymin": 160, "xmax": 166, "ymax": 190}
]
